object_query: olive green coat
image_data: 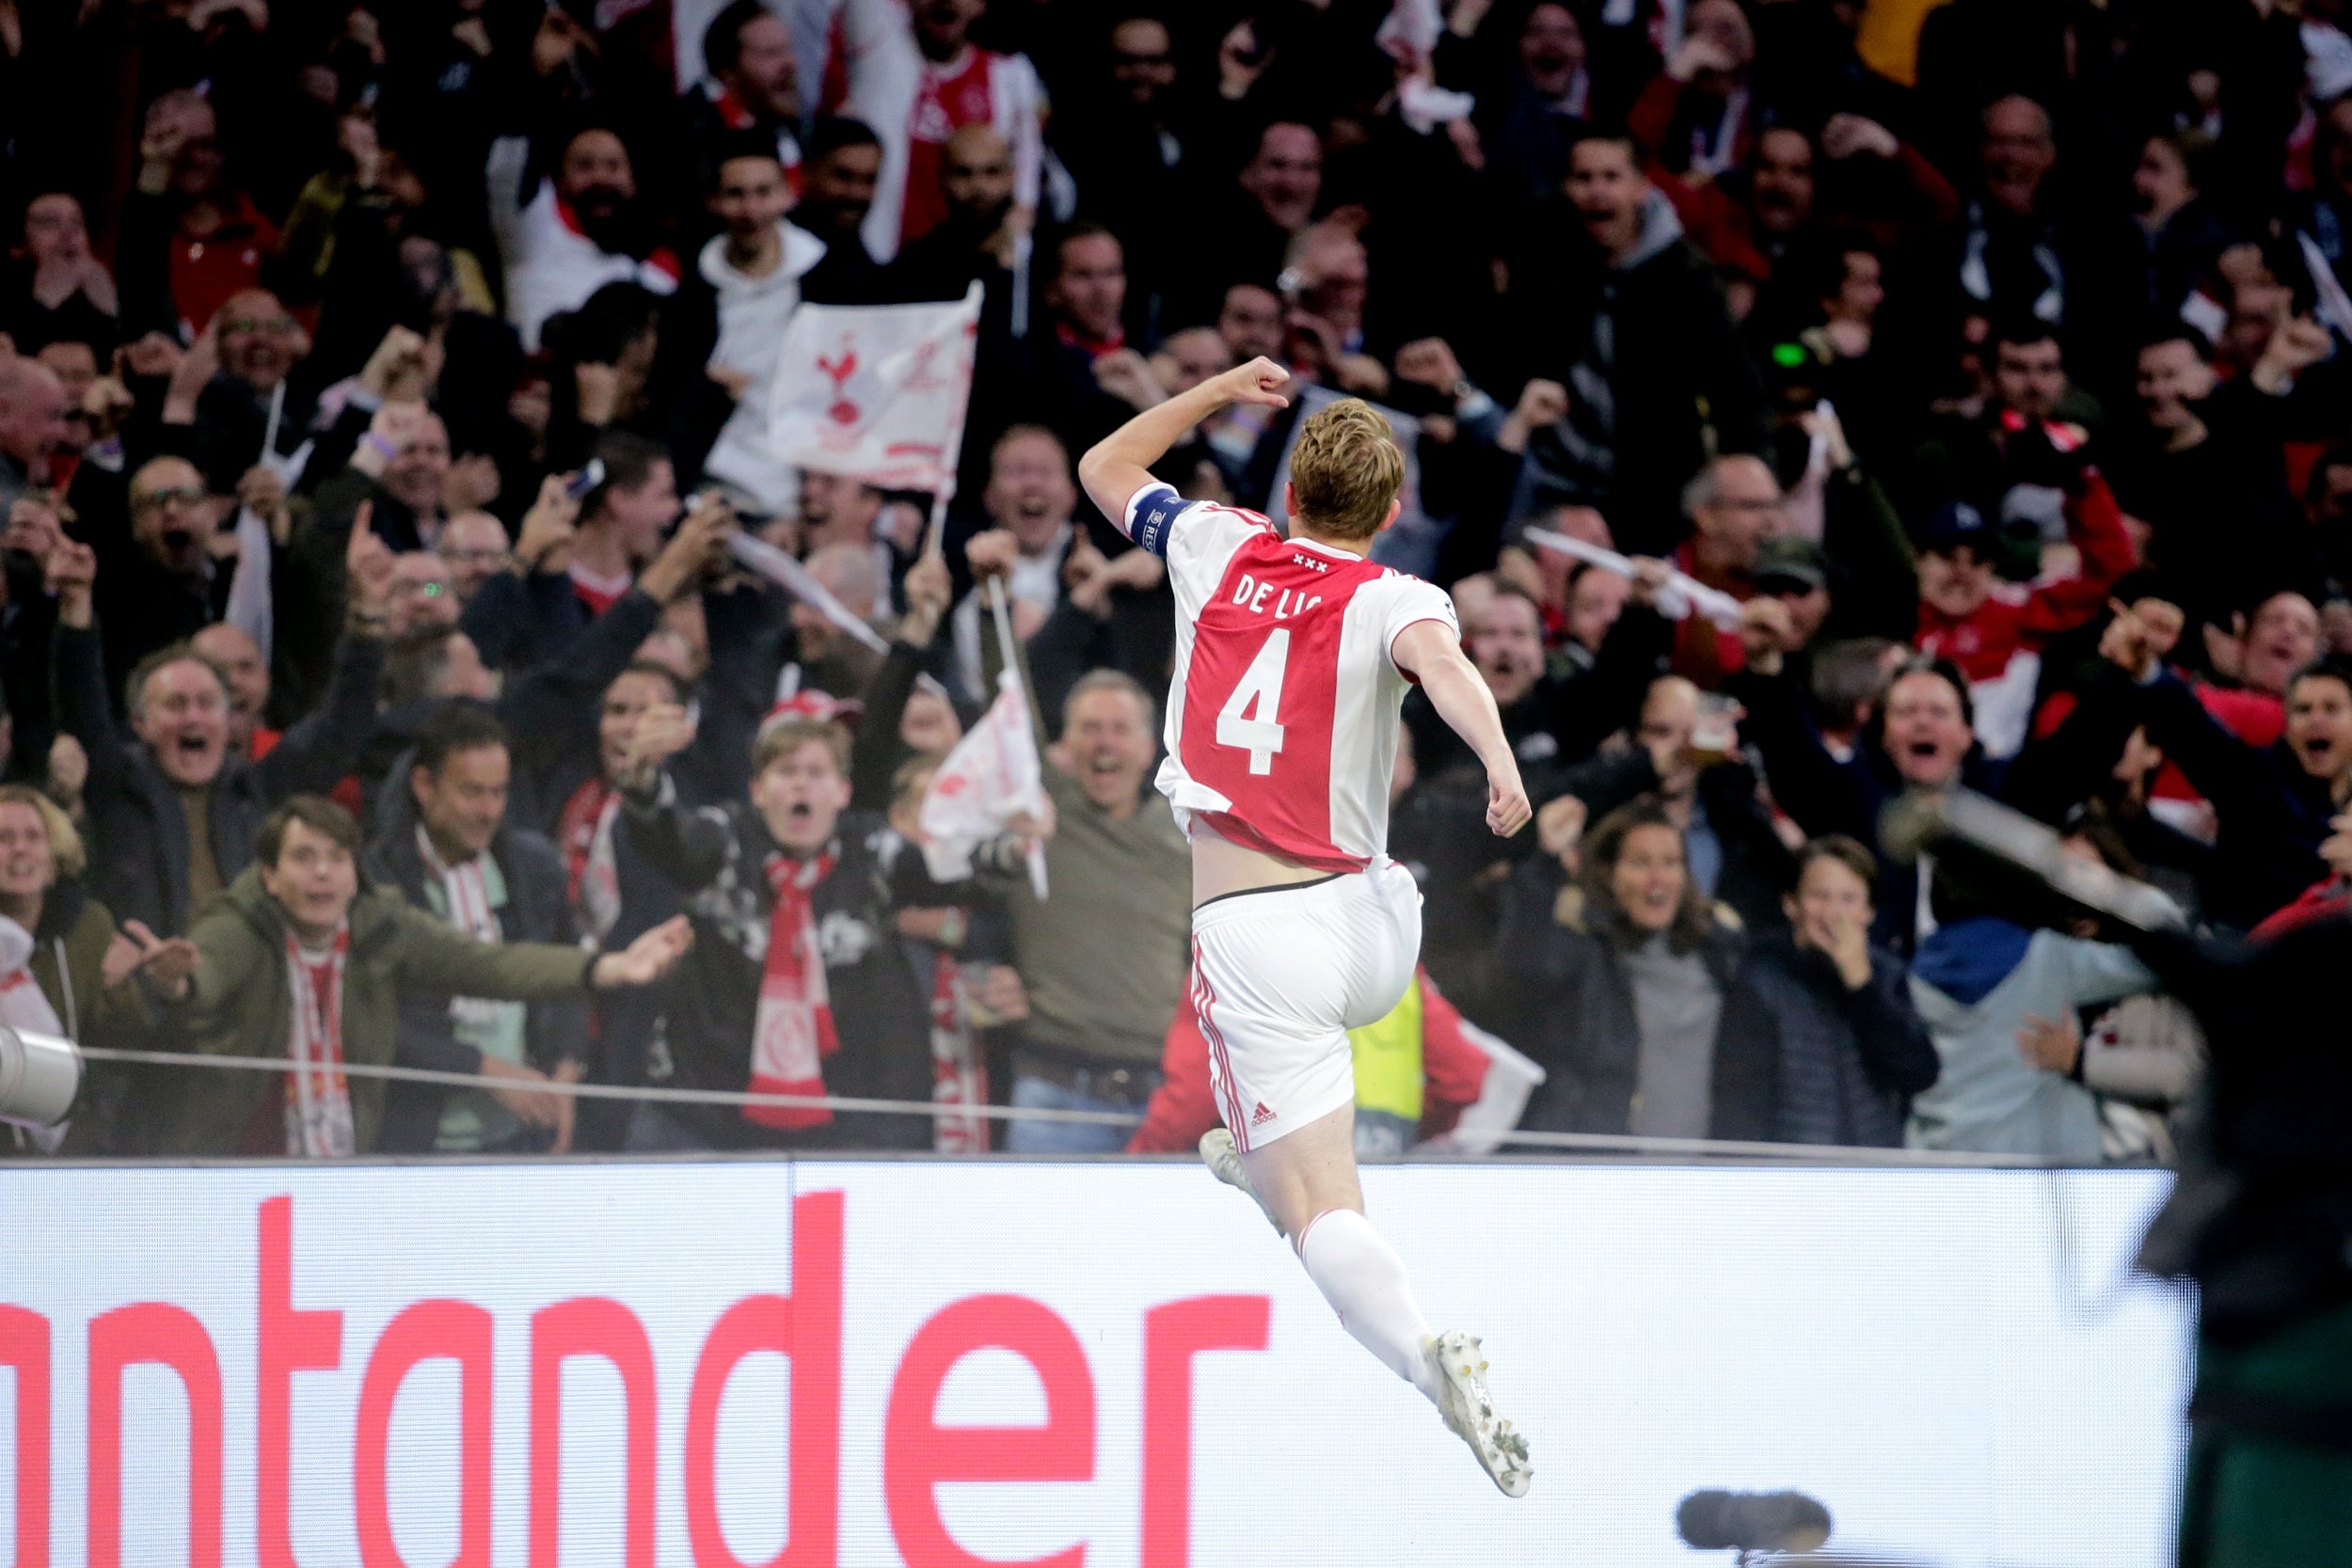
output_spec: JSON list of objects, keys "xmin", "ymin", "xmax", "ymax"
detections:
[
  {"xmin": 20, "ymin": 884, "xmax": 159, "ymax": 1156},
  {"xmin": 155, "ymin": 866, "xmax": 596, "ymax": 1155}
]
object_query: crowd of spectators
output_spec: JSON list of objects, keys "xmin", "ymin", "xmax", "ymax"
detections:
[{"xmin": 1, "ymin": 0, "xmax": 2345, "ymax": 1164}]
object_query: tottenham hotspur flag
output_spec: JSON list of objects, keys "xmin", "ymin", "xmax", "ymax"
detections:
[{"xmin": 767, "ymin": 283, "xmax": 983, "ymax": 497}]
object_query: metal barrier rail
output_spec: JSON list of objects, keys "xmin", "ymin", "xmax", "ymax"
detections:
[
  {"xmin": 76, "ymin": 1045, "xmax": 1142, "ymax": 1126},
  {"xmin": 67, "ymin": 1045, "xmax": 2095, "ymax": 1167}
]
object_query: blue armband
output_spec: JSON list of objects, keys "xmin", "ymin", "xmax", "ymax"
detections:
[{"xmin": 1129, "ymin": 483, "xmax": 1195, "ymax": 558}]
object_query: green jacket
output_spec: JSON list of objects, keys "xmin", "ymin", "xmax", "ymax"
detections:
[
  {"xmin": 31, "ymin": 884, "xmax": 162, "ymax": 1157},
  {"xmin": 157, "ymin": 867, "xmax": 597, "ymax": 1155}
]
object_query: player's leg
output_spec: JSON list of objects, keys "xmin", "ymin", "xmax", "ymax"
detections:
[
  {"xmin": 1239, "ymin": 1077, "xmax": 1531, "ymax": 1496},
  {"xmin": 1192, "ymin": 874, "xmax": 1531, "ymax": 1496},
  {"xmin": 1195, "ymin": 880, "xmax": 1441, "ymax": 1402},
  {"xmin": 1239, "ymin": 1101, "xmax": 1445, "ymax": 1402}
]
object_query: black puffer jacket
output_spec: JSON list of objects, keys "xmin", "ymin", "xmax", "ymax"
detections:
[
  {"xmin": 1723, "ymin": 927, "xmax": 1938, "ymax": 1148},
  {"xmin": 1490, "ymin": 859, "xmax": 1770, "ymax": 1139}
]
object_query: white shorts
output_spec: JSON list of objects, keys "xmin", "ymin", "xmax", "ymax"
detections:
[{"xmin": 1189, "ymin": 861, "xmax": 1422, "ymax": 1152}]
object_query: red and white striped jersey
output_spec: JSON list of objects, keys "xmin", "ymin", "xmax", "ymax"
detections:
[
  {"xmin": 824, "ymin": 0, "xmax": 1045, "ymax": 261},
  {"xmin": 1123, "ymin": 483, "xmax": 1458, "ymax": 872}
]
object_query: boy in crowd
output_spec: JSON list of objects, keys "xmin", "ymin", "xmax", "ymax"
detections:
[{"xmin": 612, "ymin": 706, "xmax": 933, "ymax": 1149}]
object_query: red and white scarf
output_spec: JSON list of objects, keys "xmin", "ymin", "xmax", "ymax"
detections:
[
  {"xmin": 418, "ymin": 828, "xmax": 523, "ymax": 1036},
  {"xmin": 928, "ymin": 952, "xmax": 988, "ymax": 1152},
  {"xmin": 284, "ymin": 925, "xmax": 357, "ymax": 1159},
  {"xmin": 419, "ymin": 827, "xmax": 499, "ymax": 942},
  {"xmin": 746, "ymin": 851, "xmax": 839, "ymax": 1130},
  {"xmin": 557, "ymin": 778, "xmax": 624, "ymax": 943}
]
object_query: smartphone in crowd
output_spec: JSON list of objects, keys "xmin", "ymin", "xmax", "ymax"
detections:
[{"xmin": 565, "ymin": 458, "xmax": 606, "ymax": 500}]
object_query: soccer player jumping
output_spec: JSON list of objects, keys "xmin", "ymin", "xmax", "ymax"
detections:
[{"xmin": 1078, "ymin": 357, "xmax": 1534, "ymax": 1497}]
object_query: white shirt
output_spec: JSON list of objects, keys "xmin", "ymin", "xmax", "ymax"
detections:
[
  {"xmin": 486, "ymin": 138, "xmax": 681, "ymax": 351},
  {"xmin": 699, "ymin": 223, "xmax": 830, "ymax": 516}
]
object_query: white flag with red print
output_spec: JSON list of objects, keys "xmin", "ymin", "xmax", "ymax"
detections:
[
  {"xmin": 919, "ymin": 668, "xmax": 1050, "ymax": 899},
  {"xmin": 766, "ymin": 283, "xmax": 982, "ymax": 496}
]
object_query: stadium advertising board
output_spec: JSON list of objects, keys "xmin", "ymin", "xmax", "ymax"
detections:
[{"xmin": 2, "ymin": 1163, "xmax": 2186, "ymax": 1566}]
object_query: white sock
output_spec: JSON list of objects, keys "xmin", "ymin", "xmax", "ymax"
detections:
[{"xmin": 1296, "ymin": 1208, "xmax": 1442, "ymax": 1405}]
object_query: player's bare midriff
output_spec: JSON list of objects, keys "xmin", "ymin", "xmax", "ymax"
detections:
[{"xmin": 1190, "ymin": 817, "xmax": 1338, "ymax": 909}]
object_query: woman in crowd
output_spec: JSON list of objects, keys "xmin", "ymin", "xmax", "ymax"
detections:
[
  {"xmin": 1494, "ymin": 795, "xmax": 1768, "ymax": 1140},
  {"xmin": 0, "ymin": 784, "xmax": 189, "ymax": 1153}
]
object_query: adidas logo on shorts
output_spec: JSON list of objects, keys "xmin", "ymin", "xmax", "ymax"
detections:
[{"xmin": 1250, "ymin": 1101, "xmax": 1276, "ymax": 1128}]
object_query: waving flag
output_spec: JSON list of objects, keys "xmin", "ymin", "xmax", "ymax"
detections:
[
  {"xmin": 767, "ymin": 283, "xmax": 983, "ymax": 496},
  {"xmin": 919, "ymin": 666, "xmax": 1051, "ymax": 900},
  {"xmin": 919, "ymin": 581, "xmax": 1049, "ymax": 899}
]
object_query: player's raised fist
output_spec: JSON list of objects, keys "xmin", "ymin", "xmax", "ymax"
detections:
[{"xmin": 1215, "ymin": 356, "xmax": 1291, "ymax": 409}]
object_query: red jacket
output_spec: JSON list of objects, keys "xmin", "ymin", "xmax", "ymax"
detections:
[
  {"xmin": 2251, "ymin": 879, "xmax": 2350, "ymax": 942},
  {"xmin": 1125, "ymin": 968, "xmax": 1489, "ymax": 1154},
  {"xmin": 1915, "ymin": 473, "xmax": 2136, "ymax": 685}
]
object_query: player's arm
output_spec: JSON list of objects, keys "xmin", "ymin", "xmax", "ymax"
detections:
[
  {"xmin": 1075, "ymin": 356, "xmax": 1290, "ymax": 546},
  {"xmin": 1393, "ymin": 619, "xmax": 1532, "ymax": 838}
]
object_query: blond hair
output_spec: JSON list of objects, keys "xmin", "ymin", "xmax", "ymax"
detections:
[
  {"xmin": 0, "ymin": 784, "xmax": 84, "ymax": 880},
  {"xmin": 1287, "ymin": 399, "xmax": 1404, "ymax": 540},
  {"xmin": 754, "ymin": 717, "xmax": 850, "ymax": 779}
]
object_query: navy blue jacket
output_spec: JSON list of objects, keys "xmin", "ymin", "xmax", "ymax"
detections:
[{"xmin": 1723, "ymin": 928, "xmax": 1939, "ymax": 1148}]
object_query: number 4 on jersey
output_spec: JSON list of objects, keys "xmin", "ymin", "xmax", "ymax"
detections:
[{"xmin": 1216, "ymin": 628, "xmax": 1291, "ymax": 774}]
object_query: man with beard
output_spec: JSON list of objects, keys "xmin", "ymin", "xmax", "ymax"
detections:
[
  {"xmin": 1745, "ymin": 126, "xmax": 1818, "ymax": 274},
  {"xmin": 896, "ymin": 124, "xmax": 1021, "ymax": 339},
  {"xmin": 47, "ymin": 520, "xmax": 394, "ymax": 937},
  {"xmin": 793, "ymin": 118, "xmax": 894, "ymax": 303},
  {"xmin": 678, "ymin": 0, "xmax": 805, "ymax": 206},
  {"xmin": 488, "ymin": 124, "xmax": 681, "ymax": 351},
  {"xmin": 825, "ymin": 0, "xmax": 1044, "ymax": 262}
]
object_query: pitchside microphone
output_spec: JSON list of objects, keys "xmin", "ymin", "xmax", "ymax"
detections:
[
  {"xmin": 0, "ymin": 1024, "xmax": 81, "ymax": 1128},
  {"xmin": 1676, "ymin": 1489, "xmax": 1834, "ymax": 1555},
  {"xmin": 1878, "ymin": 788, "xmax": 2189, "ymax": 936}
]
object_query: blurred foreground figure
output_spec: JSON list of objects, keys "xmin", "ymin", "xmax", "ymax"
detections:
[{"xmin": 1887, "ymin": 790, "xmax": 2352, "ymax": 1563}]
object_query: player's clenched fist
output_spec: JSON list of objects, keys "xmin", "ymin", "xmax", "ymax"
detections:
[
  {"xmin": 1211, "ymin": 356, "xmax": 1292, "ymax": 409},
  {"xmin": 1486, "ymin": 768, "xmax": 1532, "ymax": 837}
]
